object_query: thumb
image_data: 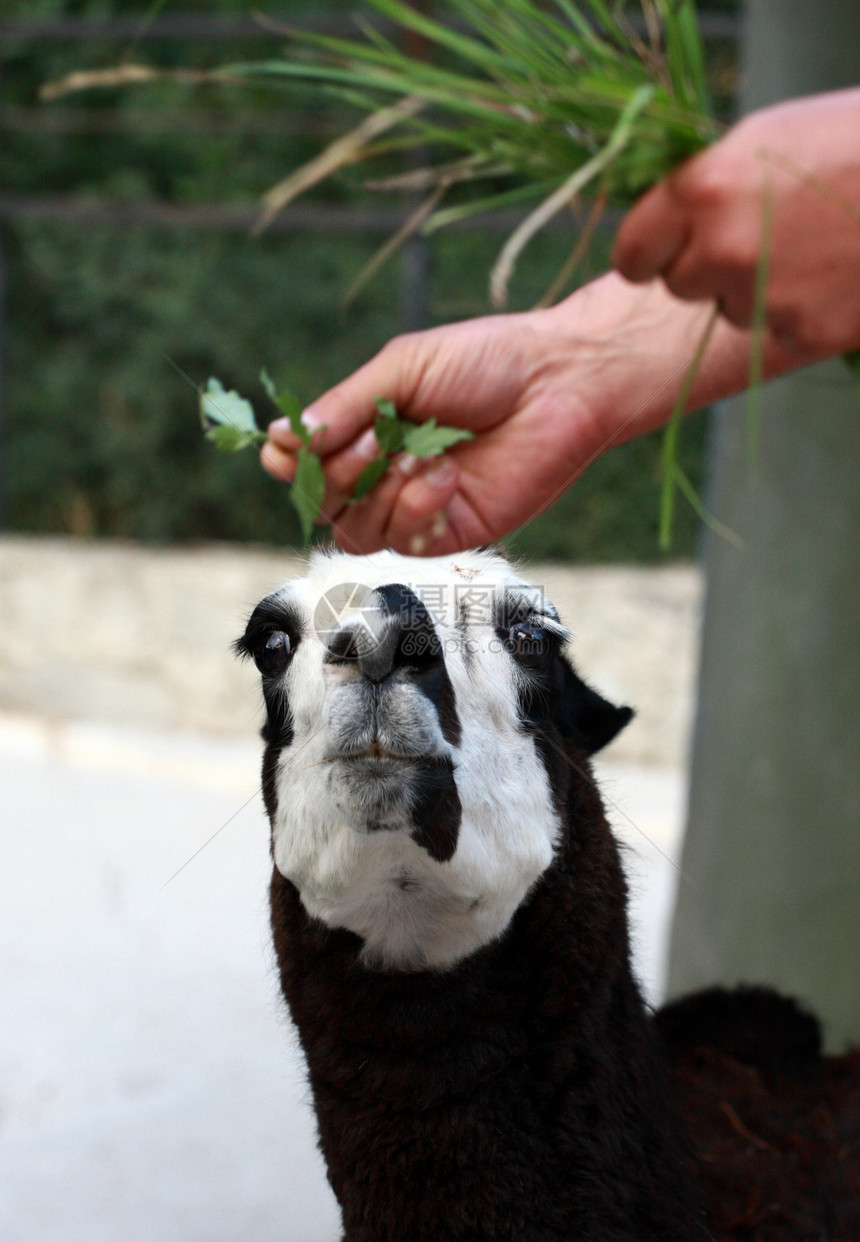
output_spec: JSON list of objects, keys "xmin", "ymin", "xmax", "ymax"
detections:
[{"xmin": 612, "ymin": 178, "xmax": 689, "ymax": 282}]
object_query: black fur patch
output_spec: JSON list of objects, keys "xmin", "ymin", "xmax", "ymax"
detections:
[
  {"xmin": 374, "ymin": 583, "xmax": 462, "ymax": 747},
  {"xmin": 556, "ymin": 660, "xmax": 633, "ymax": 755},
  {"xmin": 506, "ymin": 631, "xmax": 633, "ymax": 817},
  {"xmin": 407, "ymin": 756, "xmax": 461, "ymax": 863},
  {"xmin": 656, "ymin": 985, "xmax": 823, "ymax": 1082},
  {"xmin": 235, "ymin": 595, "xmax": 303, "ymax": 822}
]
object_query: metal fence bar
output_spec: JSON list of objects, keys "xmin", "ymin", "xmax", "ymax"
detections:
[
  {"xmin": 0, "ymin": 105, "xmax": 343, "ymax": 138},
  {"xmin": 0, "ymin": 192, "xmax": 621, "ymax": 236},
  {"xmin": 0, "ymin": 11, "xmax": 741, "ymax": 42},
  {"xmin": 1, "ymin": 14, "xmax": 383, "ymax": 41}
]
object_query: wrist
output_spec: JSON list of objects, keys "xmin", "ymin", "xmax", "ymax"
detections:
[{"xmin": 540, "ymin": 273, "xmax": 823, "ymax": 457}]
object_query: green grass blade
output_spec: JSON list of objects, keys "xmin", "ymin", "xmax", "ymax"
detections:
[
  {"xmin": 557, "ymin": 0, "xmax": 630, "ymax": 50},
  {"xmin": 361, "ymin": 0, "xmax": 523, "ymax": 74},
  {"xmin": 490, "ymin": 81, "xmax": 656, "ymax": 304},
  {"xmin": 653, "ymin": 0, "xmax": 709, "ymax": 114},
  {"xmin": 675, "ymin": 0, "xmax": 712, "ymax": 117},
  {"xmin": 673, "ymin": 465, "xmax": 744, "ymax": 549},
  {"xmin": 423, "ymin": 182, "xmax": 548, "ymax": 233},
  {"xmin": 659, "ymin": 302, "xmax": 720, "ymax": 549}
]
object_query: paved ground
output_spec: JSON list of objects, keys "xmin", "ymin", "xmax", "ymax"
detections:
[{"xmin": 0, "ymin": 715, "xmax": 686, "ymax": 1242}]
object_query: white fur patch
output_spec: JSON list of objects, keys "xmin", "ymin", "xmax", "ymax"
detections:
[{"xmin": 263, "ymin": 549, "xmax": 565, "ymax": 970}]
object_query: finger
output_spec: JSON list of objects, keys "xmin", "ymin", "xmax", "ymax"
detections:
[
  {"xmin": 266, "ymin": 417, "xmax": 321, "ymax": 454},
  {"xmin": 383, "ymin": 465, "xmax": 500, "ymax": 558},
  {"xmin": 310, "ymin": 429, "xmax": 448, "ymax": 524},
  {"xmin": 270, "ymin": 333, "xmax": 431, "ymax": 459},
  {"xmin": 329, "ymin": 460, "xmax": 414, "ymax": 555},
  {"xmin": 381, "ymin": 458, "xmax": 461, "ymax": 554},
  {"xmin": 612, "ymin": 179, "xmax": 690, "ymax": 282},
  {"xmin": 263, "ymin": 426, "xmax": 390, "ymax": 521},
  {"xmin": 661, "ymin": 245, "xmax": 756, "ymax": 327},
  {"xmin": 313, "ymin": 427, "xmax": 387, "ymax": 521},
  {"xmin": 260, "ymin": 440, "xmax": 296, "ymax": 482}
]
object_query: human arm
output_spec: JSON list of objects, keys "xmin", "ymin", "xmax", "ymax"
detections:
[
  {"xmin": 613, "ymin": 88, "xmax": 860, "ymax": 355},
  {"xmin": 262, "ymin": 273, "xmax": 818, "ymax": 555}
]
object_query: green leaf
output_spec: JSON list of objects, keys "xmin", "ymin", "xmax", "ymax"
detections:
[
  {"xmin": 374, "ymin": 396, "xmax": 398, "ymax": 420},
  {"xmin": 260, "ymin": 368, "xmax": 308, "ymax": 443},
  {"xmin": 290, "ymin": 447, "xmax": 327, "ymax": 544},
  {"xmin": 200, "ymin": 378, "xmax": 267, "ymax": 451},
  {"xmin": 204, "ymin": 424, "xmax": 266, "ymax": 452},
  {"xmin": 373, "ymin": 415, "xmax": 408, "ymax": 456},
  {"xmin": 402, "ymin": 419, "xmax": 474, "ymax": 457},
  {"xmin": 352, "ymin": 455, "xmax": 392, "ymax": 501}
]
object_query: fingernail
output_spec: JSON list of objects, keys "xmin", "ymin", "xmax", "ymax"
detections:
[
  {"xmin": 352, "ymin": 428, "xmax": 379, "ymax": 459},
  {"xmin": 409, "ymin": 534, "xmax": 428, "ymax": 556},
  {"xmin": 301, "ymin": 406, "xmax": 324, "ymax": 432},
  {"xmin": 397, "ymin": 453, "xmax": 418, "ymax": 476},
  {"xmin": 268, "ymin": 417, "xmax": 291, "ymax": 437},
  {"xmin": 429, "ymin": 512, "xmax": 448, "ymax": 540},
  {"xmin": 425, "ymin": 458, "xmax": 457, "ymax": 488}
]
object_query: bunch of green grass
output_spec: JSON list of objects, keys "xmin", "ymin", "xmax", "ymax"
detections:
[{"xmin": 245, "ymin": 0, "xmax": 717, "ymax": 309}]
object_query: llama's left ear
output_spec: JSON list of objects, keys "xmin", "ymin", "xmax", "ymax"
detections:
[{"xmin": 556, "ymin": 658, "xmax": 634, "ymax": 755}]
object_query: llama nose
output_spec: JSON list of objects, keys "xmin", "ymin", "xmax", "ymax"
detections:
[{"xmin": 323, "ymin": 583, "xmax": 442, "ymax": 683}]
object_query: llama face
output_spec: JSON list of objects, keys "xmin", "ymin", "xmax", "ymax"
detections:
[{"xmin": 237, "ymin": 549, "xmax": 630, "ymax": 971}]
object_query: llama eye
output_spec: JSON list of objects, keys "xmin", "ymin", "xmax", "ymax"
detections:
[
  {"xmin": 506, "ymin": 623, "xmax": 549, "ymax": 665},
  {"xmin": 254, "ymin": 630, "xmax": 292, "ymax": 678}
]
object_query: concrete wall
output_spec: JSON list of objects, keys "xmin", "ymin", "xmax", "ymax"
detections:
[{"xmin": 0, "ymin": 536, "xmax": 701, "ymax": 766}]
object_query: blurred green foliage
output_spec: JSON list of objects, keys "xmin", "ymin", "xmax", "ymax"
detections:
[{"xmin": 1, "ymin": 0, "xmax": 735, "ymax": 559}]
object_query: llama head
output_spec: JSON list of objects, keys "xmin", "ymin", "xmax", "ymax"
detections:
[{"xmin": 237, "ymin": 548, "xmax": 631, "ymax": 971}]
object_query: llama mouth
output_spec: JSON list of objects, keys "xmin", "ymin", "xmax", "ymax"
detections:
[
  {"xmin": 330, "ymin": 744, "xmax": 450, "ymax": 769},
  {"xmin": 334, "ymin": 745, "xmax": 421, "ymax": 763}
]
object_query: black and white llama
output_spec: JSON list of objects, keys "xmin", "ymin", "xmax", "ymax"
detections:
[{"xmin": 237, "ymin": 549, "xmax": 860, "ymax": 1242}]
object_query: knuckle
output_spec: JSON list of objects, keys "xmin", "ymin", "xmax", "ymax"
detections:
[
  {"xmin": 671, "ymin": 154, "xmax": 737, "ymax": 217},
  {"xmin": 664, "ymin": 257, "xmax": 709, "ymax": 301}
]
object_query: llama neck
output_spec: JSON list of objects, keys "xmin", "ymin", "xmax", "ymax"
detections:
[{"xmin": 270, "ymin": 779, "xmax": 704, "ymax": 1241}]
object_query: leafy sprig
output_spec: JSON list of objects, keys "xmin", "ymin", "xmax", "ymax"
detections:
[
  {"xmin": 258, "ymin": 368, "xmax": 328, "ymax": 543},
  {"xmin": 353, "ymin": 397, "xmax": 474, "ymax": 500},
  {"xmin": 199, "ymin": 375, "xmax": 473, "ymax": 544},
  {"xmin": 200, "ymin": 378, "xmax": 267, "ymax": 452}
]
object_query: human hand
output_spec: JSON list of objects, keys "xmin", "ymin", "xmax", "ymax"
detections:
[
  {"xmin": 262, "ymin": 275, "xmax": 766, "ymax": 555},
  {"xmin": 613, "ymin": 89, "xmax": 860, "ymax": 357},
  {"xmin": 263, "ymin": 307, "xmax": 604, "ymax": 554}
]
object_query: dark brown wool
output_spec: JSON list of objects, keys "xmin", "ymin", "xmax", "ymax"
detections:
[
  {"xmin": 269, "ymin": 741, "xmax": 704, "ymax": 1242},
  {"xmin": 240, "ymin": 558, "xmax": 859, "ymax": 1242}
]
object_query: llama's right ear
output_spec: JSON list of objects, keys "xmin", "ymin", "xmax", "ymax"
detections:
[{"xmin": 556, "ymin": 659, "xmax": 634, "ymax": 755}]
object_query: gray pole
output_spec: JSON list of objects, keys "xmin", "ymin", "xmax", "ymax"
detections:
[
  {"xmin": 0, "ymin": 232, "xmax": 6, "ymax": 528},
  {"xmin": 667, "ymin": 0, "xmax": 860, "ymax": 1050}
]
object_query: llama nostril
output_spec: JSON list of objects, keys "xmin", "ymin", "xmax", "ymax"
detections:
[
  {"xmin": 323, "ymin": 613, "xmax": 400, "ymax": 683},
  {"xmin": 324, "ymin": 625, "xmax": 361, "ymax": 665}
]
